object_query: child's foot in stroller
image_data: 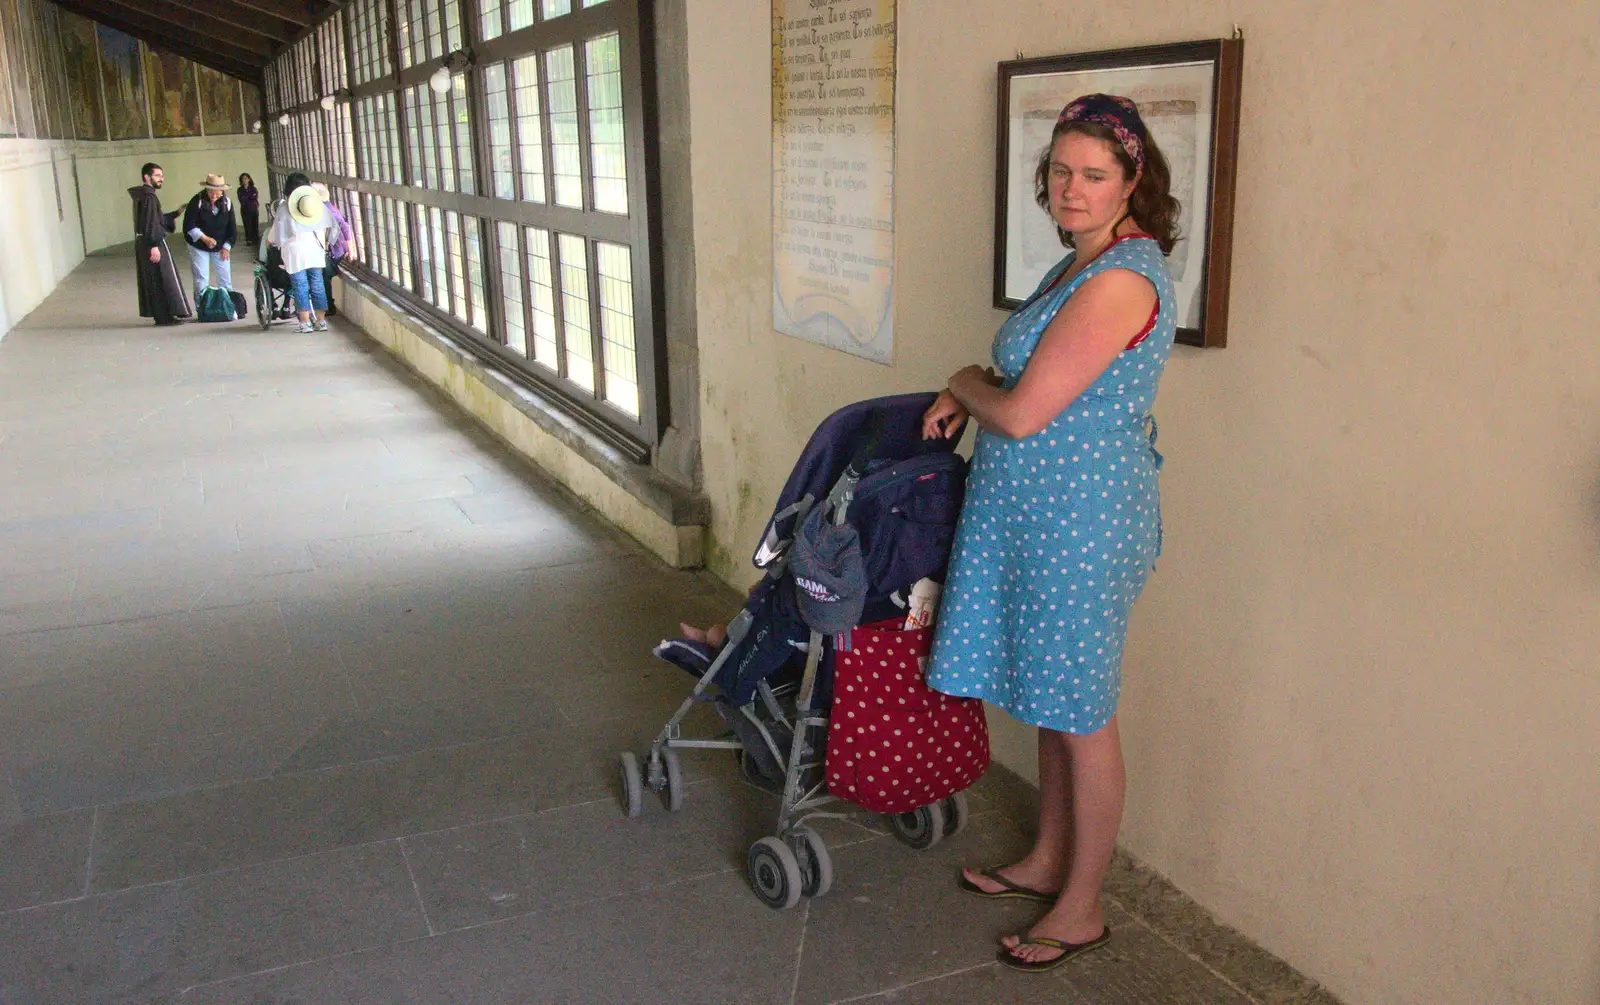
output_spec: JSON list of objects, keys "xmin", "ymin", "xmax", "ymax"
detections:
[{"xmin": 678, "ymin": 622, "xmax": 728, "ymax": 648}]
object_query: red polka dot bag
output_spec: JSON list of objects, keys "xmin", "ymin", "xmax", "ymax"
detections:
[{"xmin": 826, "ymin": 618, "xmax": 990, "ymax": 814}]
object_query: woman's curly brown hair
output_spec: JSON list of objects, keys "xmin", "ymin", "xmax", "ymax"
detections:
[{"xmin": 1033, "ymin": 120, "xmax": 1181, "ymax": 255}]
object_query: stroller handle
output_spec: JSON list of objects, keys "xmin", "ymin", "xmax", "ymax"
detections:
[{"xmin": 842, "ymin": 412, "xmax": 888, "ymax": 478}]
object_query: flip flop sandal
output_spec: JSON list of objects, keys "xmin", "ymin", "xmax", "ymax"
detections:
[
  {"xmin": 957, "ymin": 867, "xmax": 1058, "ymax": 904},
  {"xmin": 996, "ymin": 927, "xmax": 1112, "ymax": 973}
]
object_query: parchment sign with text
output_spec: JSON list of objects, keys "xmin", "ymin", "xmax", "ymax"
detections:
[{"xmin": 772, "ymin": 0, "xmax": 897, "ymax": 363}]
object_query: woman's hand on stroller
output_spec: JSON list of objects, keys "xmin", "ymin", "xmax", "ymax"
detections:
[{"xmin": 922, "ymin": 389, "xmax": 970, "ymax": 440}]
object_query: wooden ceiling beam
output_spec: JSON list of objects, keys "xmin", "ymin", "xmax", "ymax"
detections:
[
  {"xmin": 52, "ymin": 0, "xmax": 266, "ymax": 80},
  {"xmin": 57, "ymin": 0, "xmax": 271, "ymax": 67},
  {"xmin": 225, "ymin": 0, "xmax": 328, "ymax": 27},
  {"xmin": 133, "ymin": 0, "xmax": 298, "ymax": 44},
  {"xmin": 73, "ymin": 0, "xmax": 278, "ymax": 55}
]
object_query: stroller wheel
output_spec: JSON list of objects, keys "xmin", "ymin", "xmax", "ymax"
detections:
[
  {"xmin": 661, "ymin": 748, "xmax": 684, "ymax": 812},
  {"xmin": 886, "ymin": 801, "xmax": 946, "ymax": 851},
  {"xmin": 748, "ymin": 837, "xmax": 803, "ymax": 910},
  {"xmin": 254, "ymin": 275, "xmax": 270, "ymax": 331},
  {"xmin": 940, "ymin": 792, "xmax": 970, "ymax": 838},
  {"xmin": 617, "ymin": 752, "xmax": 643, "ymax": 819},
  {"xmin": 793, "ymin": 827, "xmax": 833, "ymax": 899}
]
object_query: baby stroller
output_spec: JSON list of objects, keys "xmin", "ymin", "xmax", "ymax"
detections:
[
  {"xmin": 252, "ymin": 246, "xmax": 296, "ymax": 329},
  {"xmin": 619, "ymin": 393, "xmax": 985, "ymax": 909}
]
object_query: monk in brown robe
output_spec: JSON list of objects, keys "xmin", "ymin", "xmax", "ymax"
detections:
[{"xmin": 129, "ymin": 163, "xmax": 191, "ymax": 325}]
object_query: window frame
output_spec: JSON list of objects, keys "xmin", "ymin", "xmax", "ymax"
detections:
[{"xmin": 263, "ymin": 0, "xmax": 663, "ymax": 455}]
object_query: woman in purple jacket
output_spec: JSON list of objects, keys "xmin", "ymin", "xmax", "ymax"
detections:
[
  {"xmin": 311, "ymin": 183, "xmax": 357, "ymax": 316},
  {"xmin": 237, "ymin": 174, "xmax": 260, "ymax": 246}
]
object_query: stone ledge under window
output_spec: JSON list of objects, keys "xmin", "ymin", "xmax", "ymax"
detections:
[{"xmin": 336, "ymin": 272, "xmax": 708, "ymax": 568}]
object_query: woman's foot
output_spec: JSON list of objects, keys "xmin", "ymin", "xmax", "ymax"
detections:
[
  {"xmin": 960, "ymin": 862, "xmax": 1062, "ymax": 900},
  {"xmin": 1000, "ymin": 901, "xmax": 1108, "ymax": 965}
]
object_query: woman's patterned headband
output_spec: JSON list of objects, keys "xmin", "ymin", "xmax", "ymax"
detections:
[{"xmin": 1058, "ymin": 93, "xmax": 1147, "ymax": 172}]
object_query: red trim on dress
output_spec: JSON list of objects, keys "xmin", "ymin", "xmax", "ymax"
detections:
[
  {"xmin": 1100, "ymin": 233, "xmax": 1158, "ymax": 349},
  {"xmin": 1040, "ymin": 232, "xmax": 1154, "ymax": 298},
  {"xmin": 1042, "ymin": 232, "xmax": 1162, "ymax": 348},
  {"xmin": 1126, "ymin": 300, "xmax": 1160, "ymax": 349},
  {"xmin": 1098, "ymin": 231, "xmax": 1153, "ymax": 255}
]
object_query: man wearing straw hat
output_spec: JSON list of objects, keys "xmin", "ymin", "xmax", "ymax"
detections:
[{"xmin": 182, "ymin": 174, "xmax": 239, "ymax": 307}]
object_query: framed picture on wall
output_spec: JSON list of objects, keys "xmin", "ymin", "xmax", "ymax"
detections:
[{"xmin": 994, "ymin": 39, "xmax": 1243, "ymax": 348}]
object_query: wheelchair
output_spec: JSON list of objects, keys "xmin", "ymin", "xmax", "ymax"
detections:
[{"xmin": 252, "ymin": 247, "xmax": 297, "ymax": 330}]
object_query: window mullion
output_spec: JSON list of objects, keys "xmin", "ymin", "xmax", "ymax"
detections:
[
  {"xmin": 572, "ymin": 30, "xmax": 596, "ymax": 213},
  {"xmin": 342, "ymin": 11, "xmax": 366, "ymax": 180},
  {"xmin": 547, "ymin": 227, "xmax": 568, "ymax": 379},
  {"xmin": 517, "ymin": 226, "xmax": 536, "ymax": 357},
  {"xmin": 584, "ymin": 237, "xmax": 607, "ymax": 405},
  {"xmin": 384, "ymin": 0, "xmax": 425, "ymax": 293},
  {"xmin": 270, "ymin": 0, "xmax": 656, "ymax": 446},
  {"xmin": 538, "ymin": 51, "xmax": 560, "ymax": 214},
  {"xmin": 458, "ymin": 0, "xmax": 502, "ymax": 340},
  {"xmin": 442, "ymin": 211, "xmax": 458, "ymax": 315},
  {"xmin": 506, "ymin": 59, "xmax": 525, "ymax": 202}
]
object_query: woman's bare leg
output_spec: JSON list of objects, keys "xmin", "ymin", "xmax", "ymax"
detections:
[
  {"xmin": 962, "ymin": 726, "xmax": 1073, "ymax": 895},
  {"xmin": 1002, "ymin": 716, "xmax": 1124, "ymax": 962}
]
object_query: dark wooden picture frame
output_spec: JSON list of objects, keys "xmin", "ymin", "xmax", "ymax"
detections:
[{"xmin": 993, "ymin": 39, "xmax": 1243, "ymax": 348}]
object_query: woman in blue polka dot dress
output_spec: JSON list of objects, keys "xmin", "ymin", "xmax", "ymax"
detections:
[{"xmin": 921, "ymin": 94, "xmax": 1180, "ymax": 973}]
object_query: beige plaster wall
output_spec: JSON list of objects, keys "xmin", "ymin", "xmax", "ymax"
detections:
[
  {"xmin": 73, "ymin": 133, "xmax": 269, "ymax": 254},
  {"xmin": 680, "ymin": 2, "xmax": 1600, "ymax": 1003},
  {"xmin": 0, "ymin": 140, "xmax": 85, "ymax": 339}
]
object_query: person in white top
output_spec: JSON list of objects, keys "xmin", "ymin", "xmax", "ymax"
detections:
[{"xmin": 261, "ymin": 172, "xmax": 337, "ymax": 333}]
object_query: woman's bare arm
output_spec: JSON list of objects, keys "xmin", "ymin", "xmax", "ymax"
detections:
[{"xmin": 948, "ymin": 269, "xmax": 1156, "ymax": 439}]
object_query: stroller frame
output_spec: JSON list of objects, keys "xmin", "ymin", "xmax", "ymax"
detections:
[{"xmin": 619, "ymin": 441, "xmax": 970, "ymax": 910}]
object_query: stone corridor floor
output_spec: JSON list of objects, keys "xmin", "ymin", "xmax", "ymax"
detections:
[{"xmin": 0, "ymin": 252, "xmax": 1341, "ymax": 1003}]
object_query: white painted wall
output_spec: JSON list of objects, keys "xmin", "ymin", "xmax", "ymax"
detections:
[
  {"xmin": 0, "ymin": 133, "xmax": 267, "ymax": 339},
  {"xmin": 678, "ymin": 2, "xmax": 1600, "ymax": 1004},
  {"xmin": 0, "ymin": 140, "xmax": 83, "ymax": 340},
  {"xmin": 74, "ymin": 133, "xmax": 269, "ymax": 255}
]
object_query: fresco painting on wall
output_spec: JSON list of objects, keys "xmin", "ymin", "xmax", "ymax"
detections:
[
  {"xmin": 0, "ymin": 0, "xmax": 37, "ymax": 137},
  {"xmin": 3, "ymin": 6, "xmax": 252, "ymax": 142},
  {"xmin": 145, "ymin": 48, "xmax": 200, "ymax": 137},
  {"xmin": 61, "ymin": 11, "xmax": 105, "ymax": 140},
  {"xmin": 97, "ymin": 25, "xmax": 147, "ymax": 140},
  {"xmin": 198, "ymin": 65, "xmax": 243, "ymax": 135},
  {"xmin": 19, "ymin": 0, "xmax": 55, "ymax": 137},
  {"xmin": 36, "ymin": 2, "xmax": 72, "ymax": 139},
  {"xmin": 0, "ymin": 3, "xmax": 16, "ymax": 137},
  {"xmin": 242, "ymin": 83, "xmax": 262, "ymax": 131}
]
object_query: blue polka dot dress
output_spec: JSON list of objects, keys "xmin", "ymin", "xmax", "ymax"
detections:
[{"xmin": 926, "ymin": 235, "xmax": 1175, "ymax": 735}]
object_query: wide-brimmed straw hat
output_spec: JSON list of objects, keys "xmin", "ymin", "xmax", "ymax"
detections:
[
  {"xmin": 287, "ymin": 186, "xmax": 324, "ymax": 226},
  {"xmin": 199, "ymin": 173, "xmax": 230, "ymax": 190}
]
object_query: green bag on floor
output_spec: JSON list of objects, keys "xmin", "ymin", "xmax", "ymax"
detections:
[{"xmin": 195, "ymin": 286, "xmax": 237, "ymax": 323}]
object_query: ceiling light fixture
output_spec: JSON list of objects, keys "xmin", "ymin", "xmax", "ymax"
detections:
[{"xmin": 428, "ymin": 48, "xmax": 475, "ymax": 94}]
